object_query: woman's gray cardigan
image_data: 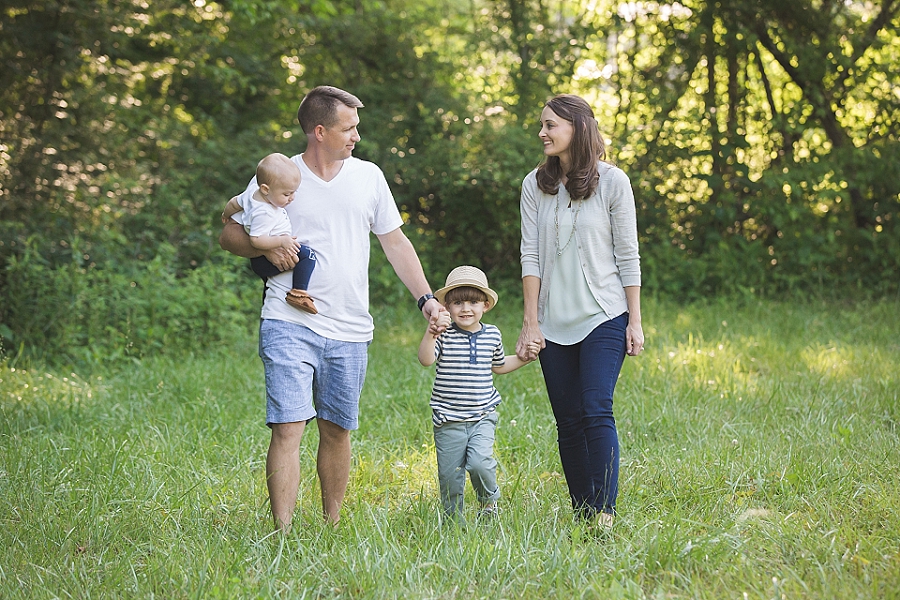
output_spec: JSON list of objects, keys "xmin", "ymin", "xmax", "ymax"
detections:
[{"xmin": 519, "ymin": 162, "xmax": 641, "ymax": 324}]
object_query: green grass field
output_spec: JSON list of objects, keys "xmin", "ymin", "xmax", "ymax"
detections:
[{"xmin": 2, "ymin": 298, "xmax": 899, "ymax": 599}]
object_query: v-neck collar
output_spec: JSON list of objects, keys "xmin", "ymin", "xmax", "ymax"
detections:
[{"xmin": 300, "ymin": 153, "xmax": 345, "ymax": 185}]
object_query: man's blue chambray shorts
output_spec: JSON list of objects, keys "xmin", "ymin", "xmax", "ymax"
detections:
[{"xmin": 258, "ymin": 319, "xmax": 368, "ymax": 430}]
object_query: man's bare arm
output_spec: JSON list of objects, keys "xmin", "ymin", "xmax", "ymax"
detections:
[
  {"xmin": 219, "ymin": 221, "xmax": 298, "ymax": 271},
  {"xmin": 220, "ymin": 221, "xmax": 261, "ymax": 258},
  {"xmin": 376, "ymin": 227, "xmax": 446, "ymax": 329},
  {"xmin": 376, "ymin": 228, "xmax": 431, "ymax": 298}
]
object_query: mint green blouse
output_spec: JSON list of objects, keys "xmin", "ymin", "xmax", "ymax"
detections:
[{"xmin": 541, "ymin": 197, "xmax": 618, "ymax": 345}]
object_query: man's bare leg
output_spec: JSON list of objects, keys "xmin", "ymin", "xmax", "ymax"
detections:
[
  {"xmin": 266, "ymin": 421, "xmax": 307, "ymax": 532},
  {"xmin": 316, "ymin": 418, "xmax": 351, "ymax": 524}
]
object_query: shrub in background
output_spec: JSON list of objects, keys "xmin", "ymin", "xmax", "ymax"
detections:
[{"xmin": 0, "ymin": 240, "xmax": 259, "ymax": 369}]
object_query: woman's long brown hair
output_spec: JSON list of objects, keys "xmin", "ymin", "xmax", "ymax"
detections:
[{"xmin": 535, "ymin": 94, "xmax": 606, "ymax": 200}]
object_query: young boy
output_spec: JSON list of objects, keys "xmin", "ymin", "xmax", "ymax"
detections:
[
  {"xmin": 418, "ymin": 265, "xmax": 540, "ymax": 518},
  {"xmin": 221, "ymin": 152, "xmax": 317, "ymax": 314}
]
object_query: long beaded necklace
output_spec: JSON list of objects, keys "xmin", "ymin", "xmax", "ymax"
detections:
[{"xmin": 554, "ymin": 196, "xmax": 582, "ymax": 256}]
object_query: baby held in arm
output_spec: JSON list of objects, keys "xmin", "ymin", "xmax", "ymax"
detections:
[{"xmin": 221, "ymin": 152, "xmax": 318, "ymax": 314}]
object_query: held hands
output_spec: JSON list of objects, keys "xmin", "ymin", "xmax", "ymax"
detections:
[
  {"xmin": 423, "ymin": 299, "xmax": 450, "ymax": 336},
  {"xmin": 522, "ymin": 341, "xmax": 541, "ymax": 362},
  {"xmin": 430, "ymin": 311, "xmax": 451, "ymax": 336},
  {"xmin": 516, "ymin": 322, "xmax": 545, "ymax": 361}
]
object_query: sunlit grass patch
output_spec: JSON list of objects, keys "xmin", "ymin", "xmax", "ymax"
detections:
[
  {"xmin": 0, "ymin": 361, "xmax": 98, "ymax": 411},
  {"xmin": 2, "ymin": 298, "xmax": 899, "ymax": 598}
]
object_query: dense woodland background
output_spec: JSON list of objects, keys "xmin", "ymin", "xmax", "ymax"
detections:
[{"xmin": 1, "ymin": 0, "xmax": 899, "ymax": 366}]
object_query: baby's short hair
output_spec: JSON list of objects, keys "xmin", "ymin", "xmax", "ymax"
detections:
[
  {"xmin": 443, "ymin": 286, "xmax": 490, "ymax": 306},
  {"xmin": 256, "ymin": 153, "xmax": 299, "ymax": 187}
]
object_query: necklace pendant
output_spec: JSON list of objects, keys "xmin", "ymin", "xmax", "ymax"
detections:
[{"xmin": 554, "ymin": 197, "xmax": 581, "ymax": 257}]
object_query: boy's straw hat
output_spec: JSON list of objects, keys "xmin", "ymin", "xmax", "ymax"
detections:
[{"xmin": 434, "ymin": 265, "xmax": 499, "ymax": 310}]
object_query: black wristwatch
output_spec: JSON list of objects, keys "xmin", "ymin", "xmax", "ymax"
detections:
[{"xmin": 417, "ymin": 293, "xmax": 435, "ymax": 311}]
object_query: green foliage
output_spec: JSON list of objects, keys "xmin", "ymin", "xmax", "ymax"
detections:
[
  {"xmin": 602, "ymin": 0, "xmax": 900, "ymax": 298},
  {"xmin": 1, "ymin": 0, "xmax": 899, "ymax": 362},
  {"xmin": 284, "ymin": 0, "xmax": 566, "ymax": 281},
  {"xmin": 0, "ymin": 0, "xmax": 297, "ymax": 270},
  {"xmin": 0, "ymin": 240, "xmax": 259, "ymax": 368}
]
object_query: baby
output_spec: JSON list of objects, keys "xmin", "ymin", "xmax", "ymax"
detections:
[{"xmin": 221, "ymin": 153, "xmax": 317, "ymax": 314}]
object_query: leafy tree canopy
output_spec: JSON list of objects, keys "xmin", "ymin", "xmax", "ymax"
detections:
[{"xmin": 1, "ymin": 0, "xmax": 898, "ymax": 359}]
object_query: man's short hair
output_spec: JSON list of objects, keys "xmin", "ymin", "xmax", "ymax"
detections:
[
  {"xmin": 297, "ymin": 86, "xmax": 364, "ymax": 134},
  {"xmin": 443, "ymin": 286, "xmax": 490, "ymax": 306}
]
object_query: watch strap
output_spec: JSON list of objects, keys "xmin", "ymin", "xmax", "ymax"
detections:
[{"xmin": 417, "ymin": 293, "xmax": 435, "ymax": 311}]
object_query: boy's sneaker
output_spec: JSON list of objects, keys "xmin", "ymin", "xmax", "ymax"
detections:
[
  {"xmin": 286, "ymin": 290, "xmax": 317, "ymax": 314},
  {"xmin": 477, "ymin": 503, "xmax": 501, "ymax": 518}
]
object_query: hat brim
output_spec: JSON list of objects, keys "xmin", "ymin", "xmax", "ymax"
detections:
[{"xmin": 434, "ymin": 281, "xmax": 499, "ymax": 311}]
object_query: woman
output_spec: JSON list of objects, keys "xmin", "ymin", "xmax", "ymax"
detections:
[{"xmin": 516, "ymin": 94, "xmax": 643, "ymax": 529}]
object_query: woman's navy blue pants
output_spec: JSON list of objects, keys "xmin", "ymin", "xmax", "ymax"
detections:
[{"xmin": 538, "ymin": 312, "xmax": 628, "ymax": 517}]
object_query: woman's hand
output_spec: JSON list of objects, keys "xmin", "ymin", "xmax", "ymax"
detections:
[
  {"xmin": 516, "ymin": 321, "xmax": 545, "ymax": 361},
  {"xmin": 623, "ymin": 286, "xmax": 644, "ymax": 357},
  {"xmin": 523, "ymin": 341, "xmax": 542, "ymax": 362},
  {"xmin": 625, "ymin": 320, "xmax": 644, "ymax": 356}
]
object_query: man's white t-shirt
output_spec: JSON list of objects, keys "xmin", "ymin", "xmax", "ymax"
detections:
[{"xmin": 232, "ymin": 154, "xmax": 404, "ymax": 342}]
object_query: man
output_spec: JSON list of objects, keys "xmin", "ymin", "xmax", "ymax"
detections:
[{"xmin": 219, "ymin": 85, "xmax": 445, "ymax": 530}]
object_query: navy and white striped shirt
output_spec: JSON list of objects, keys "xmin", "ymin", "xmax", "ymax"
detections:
[{"xmin": 430, "ymin": 323, "xmax": 506, "ymax": 426}]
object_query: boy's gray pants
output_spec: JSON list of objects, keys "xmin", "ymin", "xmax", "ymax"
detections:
[{"xmin": 433, "ymin": 411, "xmax": 500, "ymax": 516}]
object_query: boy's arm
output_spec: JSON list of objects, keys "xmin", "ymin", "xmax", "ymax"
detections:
[
  {"xmin": 418, "ymin": 312, "xmax": 451, "ymax": 366},
  {"xmin": 221, "ymin": 196, "xmax": 243, "ymax": 223},
  {"xmin": 418, "ymin": 330, "xmax": 439, "ymax": 367},
  {"xmin": 492, "ymin": 341, "xmax": 541, "ymax": 374},
  {"xmin": 492, "ymin": 354, "xmax": 531, "ymax": 375}
]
